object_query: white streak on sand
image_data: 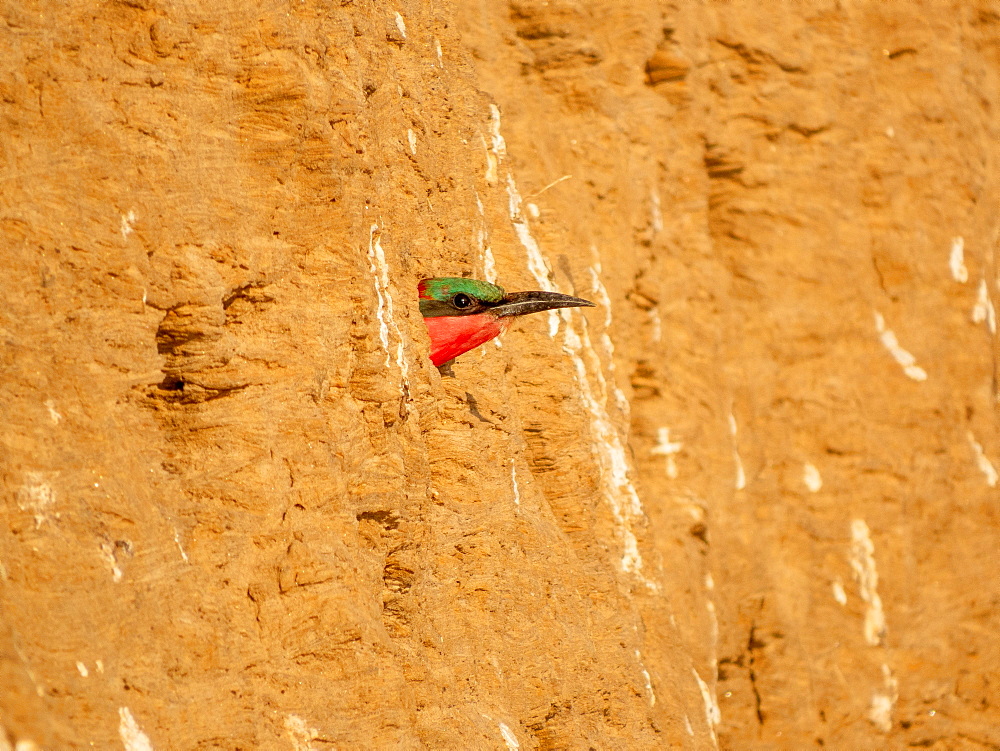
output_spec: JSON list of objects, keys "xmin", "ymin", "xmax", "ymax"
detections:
[
  {"xmin": 635, "ymin": 649, "xmax": 656, "ymax": 706},
  {"xmin": 874, "ymin": 312, "xmax": 927, "ymax": 381},
  {"xmin": 967, "ymin": 432, "xmax": 998, "ymax": 487},
  {"xmin": 120, "ymin": 210, "xmax": 136, "ymax": 241},
  {"xmin": 972, "ymin": 279, "xmax": 997, "ymax": 334},
  {"xmin": 832, "ymin": 579, "xmax": 847, "ymax": 605},
  {"xmin": 118, "ymin": 707, "xmax": 153, "ymax": 751},
  {"xmin": 18, "ymin": 472, "xmax": 56, "ymax": 527},
  {"xmin": 869, "ymin": 664, "xmax": 898, "ymax": 732},
  {"xmin": 850, "ymin": 519, "xmax": 886, "ymax": 646},
  {"xmin": 44, "ymin": 399, "xmax": 62, "ymax": 424},
  {"xmin": 100, "ymin": 542, "xmax": 123, "ymax": 583},
  {"xmin": 368, "ymin": 224, "xmax": 409, "ymax": 390},
  {"xmin": 589, "ymin": 263, "xmax": 629, "ymax": 418},
  {"xmin": 498, "ymin": 722, "xmax": 519, "ymax": 750},
  {"xmin": 483, "ymin": 105, "xmax": 506, "ymax": 185},
  {"xmin": 949, "ymin": 236, "xmax": 968, "ymax": 282},
  {"xmin": 488, "ymin": 104, "xmax": 507, "ymax": 161},
  {"xmin": 562, "ymin": 289, "xmax": 653, "ymax": 586},
  {"xmin": 651, "ymin": 427, "xmax": 683, "ymax": 479},
  {"xmin": 650, "ymin": 188, "xmax": 663, "ymax": 234},
  {"xmin": 284, "ymin": 715, "xmax": 319, "ymax": 751},
  {"xmin": 692, "ymin": 668, "xmax": 720, "ymax": 746},
  {"xmin": 173, "ymin": 528, "xmax": 189, "ymax": 563},
  {"xmin": 648, "ymin": 306, "xmax": 662, "ymax": 342},
  {"xmin": 493, "ymin": 131, "xmax": 650, "ymax": 581},
  {"xmin": 368, "ymin": 225, "xmax": 391, "ymax": 365},
  {"xmin": 703, "ymin": 570, "xmax": 720, "ymax": 722},
  {"xmin": 491, "ymin": 105, "xmax": 558, "ymax": 334},
  {"xmin": 729, "ymin": 415, "xmax": 746, "ymax": 490},
  {"xmin": 483, "ymin": 246, "xmax": 497, "ymax": 284},
  {"xmin": 803, "ymin": 463, "xmax": 822, "ymax": 492},
  {"xmin": 506, "ymin": 174, "xmax": 559, "ymax": 337},
  {"xmin": 506, "ymin": 177, "xmax": 552, "ymax": 289}
]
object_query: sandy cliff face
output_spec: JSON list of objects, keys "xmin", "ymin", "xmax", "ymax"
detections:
[{"xmin": 1, "ymin": 0, "xmax": 998, "ymax": 748}]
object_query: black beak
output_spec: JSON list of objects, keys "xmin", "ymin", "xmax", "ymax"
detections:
[{"xmin": 491, "ymin": 290, "xmax": 596, "ymax": 318}]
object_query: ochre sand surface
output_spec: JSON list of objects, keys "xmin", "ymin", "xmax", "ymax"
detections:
[{"xmin": 2, "ymin": 1, "xmax": 999, "ymax": 748}]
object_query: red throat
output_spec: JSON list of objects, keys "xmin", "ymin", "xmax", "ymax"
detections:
[{"xmin": 422, "ymin": 313, "xmax": 508, "ymax": 366}]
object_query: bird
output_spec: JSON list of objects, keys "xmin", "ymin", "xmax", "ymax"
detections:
[{"xmin": 418, "ymin": 277, "xmax": 595, "ymax": 367}]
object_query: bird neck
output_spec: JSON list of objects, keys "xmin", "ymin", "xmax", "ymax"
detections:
[{"xmin": 423, "ymin": 312, "xmax": 509, "ymax": 366}]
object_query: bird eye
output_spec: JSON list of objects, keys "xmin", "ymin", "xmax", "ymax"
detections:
[{"xmin": 452, "ymin": 293, "xmax": 472, "ymax": 309}]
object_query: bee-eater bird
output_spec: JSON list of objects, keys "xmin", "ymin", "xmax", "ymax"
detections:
[{"xmin": 418, "ymin": 277, "xmax": 595, "ymax": 367}]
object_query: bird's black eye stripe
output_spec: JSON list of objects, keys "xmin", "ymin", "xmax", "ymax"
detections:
[{"xmin": 452, "ymin": 293, "xmax": 473, "ymax": 309}]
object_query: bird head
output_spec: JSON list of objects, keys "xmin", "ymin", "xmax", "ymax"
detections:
[{"xmin": 418, "ymin": 277, "xmax": 595, "ymax": 366}]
